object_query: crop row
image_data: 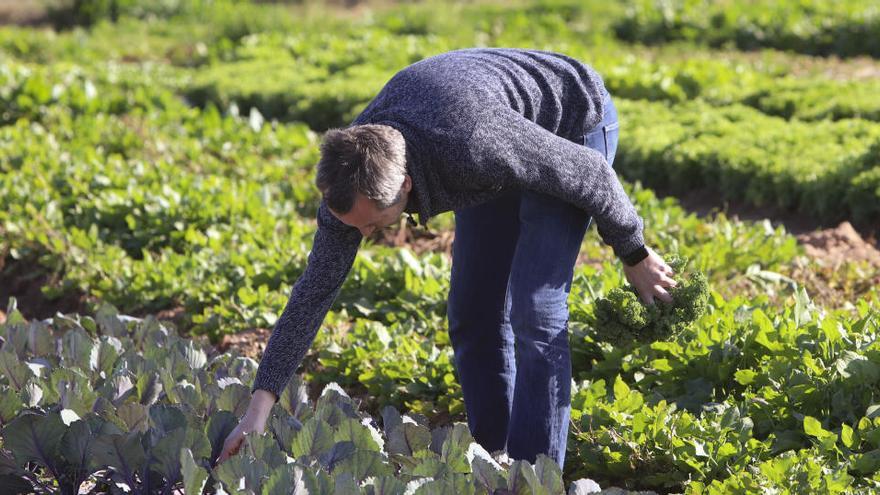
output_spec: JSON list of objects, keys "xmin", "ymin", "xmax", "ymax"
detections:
[
  {"xmin": 0, "ymin": 306, "xmax": 596, "ymax": 494},
  {"xmin": 180, "ymin": 30, "xmax": 880, "ymax": 133},
  {"xmin": 614, "ymin": 0, "xmax": 880, "ymax": 58},
  {"xmin": 2, "ymin": 269, "xmax": 880, "ymax": 491},
  {"xmin": 615, "ymin": 99, "xmax": 880, "ymax": 225}
]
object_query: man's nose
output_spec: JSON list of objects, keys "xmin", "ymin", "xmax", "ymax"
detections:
[{"xmin": 359, "ymin": 226, "xmax": 374, "ymax": 236}]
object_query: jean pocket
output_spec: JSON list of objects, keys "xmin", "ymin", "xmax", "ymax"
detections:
[
  {"xmin": 603, "ymin": 121, "xmax": 619, "ymax": 168},
  {"xmin": 583, "ymin": 125, "xmax": 606, "ymax": 161}
]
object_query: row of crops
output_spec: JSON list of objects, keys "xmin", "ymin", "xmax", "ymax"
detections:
[{"xmin": 1, "ymin": 0, "xmax": 879, "ymax": 493}]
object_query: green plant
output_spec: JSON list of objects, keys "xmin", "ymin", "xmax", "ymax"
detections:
[{"xmin": 591, "ymin": 257, "xmax": 709, "ymax": 347}]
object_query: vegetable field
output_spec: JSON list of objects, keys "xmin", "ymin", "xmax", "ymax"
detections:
[{"xmin": 1, "ymin": 0, "xmax": 879, "ymax": 493}]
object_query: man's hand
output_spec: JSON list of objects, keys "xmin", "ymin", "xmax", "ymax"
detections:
[
  {"xmin": 622, "ymin": 246, "xmax": 677, "ymax": 305},
  {"xmin": 215, "ymin": 389, "xmax": 276, "ymax": 465}
]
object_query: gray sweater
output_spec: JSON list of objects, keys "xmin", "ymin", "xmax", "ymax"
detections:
[{"xmin": 251, "ymin": 48, "xmax": 645, "ymax": 400}]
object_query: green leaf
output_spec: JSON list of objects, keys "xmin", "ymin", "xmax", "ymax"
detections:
[
  {"xmin": 212, "ymin": 448, "xmax": 267, "ymax": 493},
  {"xmin": 414, "ymin": 473, "xmax": 474, "ymax": 495},
  {"xmin": 2, "ymin": 411, "xmax": 67, "ymax": 476},
  {"xmin": 61, "ymin": 414, "xmax": 121, "ymax": 483},
  {"xmin": 51, "ymin": 367, "xmax": 97, "ymax": 417},
  {"xmin": 262, "ymin": 464, "xmax": 312, "ymax": 495},
  {"xmin": 734, "ymin": 369, "xmax": 757, "ymax": 385},
  {"xmin": 25, "ymin": 323, "xmax": 54, "ymax": 357},
  {"xmin": 280, "ymin": 376, "xmax": 310, "ymax": 419},
  {"xmin": 0, "ymin": 348, "xmax": 33, "ymax": 391},
  {"xmin": 207, "ymin": 411, "xmax": 239, "ymax": 465},
  {"xmin": 217, "ymin": 383, "xmax": 250, "ymax": 416},
  {"xmin": 21, "ymin": 380, "xmax": 43, "ymax": 409},
  {"xmin": 181, "ymin": 447, "xmax": 209, "ymax": 495},
  {"xmin": 368, "ymin": 476, "xmax": 408, "ymax": 495},
  {"xmin": 439, "ymin": 424, "xmax": 473, "ymax": 471},
  {"xmin": 100, "ymin": 373, "xmax": 136, "ymax": 405},
  {"xmin": 291, "ymin": 417, "xmax": 334, "ymax": 459},
  {"xmin": 804, "ymin": 416, "xmax": 836, "ymax": 442},
  {"xmin": 319, "ymin": 440, "xmax": 356, "ymax": 472},
  {"xmin": 388, "ymin": 422, "xmax": 432, "ymax": 456},
  {"xmin": 61, "ymin": 327, "xmax": 96, "ymax": 372},
  {"xmin": 149, "ymin": 404, "xmax": 188, "ymax": 435},
  {"xmin": 92, "ymin": 432, "xmax": 146, "ymax": 488},
  {"xmin": 334, "ymin": 417, "xmax": 381, "ymax": 452},
  {"xmin": 835, "ymin": 351, "xmax": 880, "ymax": 381},
  {"xmin": 247, "ymin": 431, "xmax": 287, "ymax": 467},
  {"xmin": 150, "ymin": 426, "xmax": 211, "ymax": 483},
  {"xmin": 470, "ymin": 456, "xmax": 504, "ymax": 492},
  {"xmin": 841, "ymin": 424, "xmax": 856, "ymax": 449},
  {"xmin": 95, "ymin": 303, "xmax": 127, "ymax": 338},
  {"xmin": 507, "ymin": 460, "xmax": 537, "ymax": 495},
  {"xmin": 151, "ymin": 428, "xmax": 189, "ymax": 484},
  {"xmin": 381, "ymin": 405, "xmax": 403, "ymax": 437},
  {"xmin": 534, "ymin": 454, "xmax": 564, "ymax": 493},
  {"xmin": 95, "ymin": 336, "xmax": 123, "ymax": 378},
  {"xmin": 851, "ymin": 449, "xmax": 880, "ymax": 475},
  {"xmin": 334, "ymin": 448, "xmax": 392, "ymax": 482},
  {"xmin": 137, "ymin": 370, "xmax": 163, "ymax": 406},
  {"xmin": 0, "ymin": 385, "xmax": 22, "ymax": 423},
  {"xmin": 752, "ymin": 309, "xmax": 783, "ymax": 352},
  {"xmin": 333, "ymin": 471, "xmax": 359, "ymax": 495},
  {"xmin": 117, "ymin": 402, "xmax": 150, "ymax": 433},
  {"xmin": 0, "ymin": 474, "xmax": 32, "ymax": 493},
  {"xmin": 613, "ymin": 375, "xmax": 631, "ymax": 400}
]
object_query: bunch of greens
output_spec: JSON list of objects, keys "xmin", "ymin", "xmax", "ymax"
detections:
[{"xmin": 592, "ymin": 257, "xmax": 709, "ymax": 347}]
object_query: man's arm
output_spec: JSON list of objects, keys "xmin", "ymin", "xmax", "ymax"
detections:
[
  {"xmin": 466, "ymin": 107, "xmax": 645, "ymax": 259},
  {"xmin": 250, "ymin": 199, "xmax": 362, "ymax": 402}
]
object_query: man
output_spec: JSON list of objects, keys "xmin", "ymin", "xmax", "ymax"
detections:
[{"xmin": 217, "ymin": 48, "xmax": 677, "ymax": 469}]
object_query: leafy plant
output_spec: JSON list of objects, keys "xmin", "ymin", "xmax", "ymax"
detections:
[{"xmin": 590, "ymin": 257, "xmax": 709, "ymax": 347}]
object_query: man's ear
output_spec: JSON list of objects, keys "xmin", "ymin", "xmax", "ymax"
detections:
[{"xmin": 403, "ymin": 174, "xmax": 412, "ymax": 193}]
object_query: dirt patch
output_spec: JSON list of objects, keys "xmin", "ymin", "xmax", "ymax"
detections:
[
  {"xmin": 151, "ymin": 305, "xmax": 189, "ymax": 329},
  {"xmin": 0, "ymin": 256, "xmax": 92, "ymax": 321},
  {"xmin": 672, "ymin": 188, "xmax": 836, "ymax": 236},
  {"xmin": 784, "ymin": 54, "xmax": 880, "ymax": 81},
  {"xmin": 796, "ymin": 222, "xmax": 880, "ymax": 269},
  {"xmin": 369, "ymin": 218, "xmax": 455, "ymax": 257},
  {"xmin": 0, "ymin": 0, "xmax": 47, "ymax": 26},
  {"xmin": 215, "ymin": 327, "xmax": 273, "ymax": 360}
]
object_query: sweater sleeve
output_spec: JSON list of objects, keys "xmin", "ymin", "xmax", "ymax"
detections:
[
  {"xmin": 465, "ymin": 107, "xmax": 645, "ymax": 258},
  {"xmin": 251, "ymin": 199, "xmax": 362, "ymax": 402}
]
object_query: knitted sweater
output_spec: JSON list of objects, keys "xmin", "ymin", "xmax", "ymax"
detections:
[{"xmin": 251, "ymin": 48, "xmax": 645, "ymax": 400}]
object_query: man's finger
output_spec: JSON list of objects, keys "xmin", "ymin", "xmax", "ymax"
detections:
[
  {"xmin": 217, "ymin": 438, "xmax": 241, "ymax": 465},
  {"xmin": 659, "ymin": 274, "xmax": 677, "ymax": 288},
  {"xmin": 654, "ymin": 285, "xmax": 673, "ymax": 304}
]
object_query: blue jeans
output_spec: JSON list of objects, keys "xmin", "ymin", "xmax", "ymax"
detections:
[{"xmin": 447, "ymin": 88, "xmax": 619, "ymax": 469}]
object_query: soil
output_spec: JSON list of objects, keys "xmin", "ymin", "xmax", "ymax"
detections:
[
  {"xmin": 0, "ymin": 255, "xmax": 92, "ymax": 322},
  {"xmin": 215, "ymin": 326, "xmax": 273, "ymax": 359},
  {"xmin": 368, "ymin": 217, "xmax": 455, "ymax": 257},
  {"xmin": 796, "ymin": 221, "xmax": 880, "ymax": 269},
  {"xmin": 668, "ymin": 188, "xmax": 880, "ymax": 256},
  {"xmin": 0, "ymin": 0, "xmax": 47, "ymax": 26}
]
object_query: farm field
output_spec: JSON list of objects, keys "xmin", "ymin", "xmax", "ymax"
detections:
[{"xmin": 1, "ymin": 0, "xmax": 880, "ymax": 493}]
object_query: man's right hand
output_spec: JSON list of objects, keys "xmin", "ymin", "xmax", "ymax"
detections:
[
  {"xmin": 621, "ymin": 245, "xmax": 678, "ymax": 305},
  {"xmin": 215, "ymin": 389, "xmax": 276, "ymax": 465}
]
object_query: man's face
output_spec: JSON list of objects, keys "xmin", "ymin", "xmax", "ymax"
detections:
[{"xmin": 328, "ymin": 175, "xmax": 412, "ymax": 237}]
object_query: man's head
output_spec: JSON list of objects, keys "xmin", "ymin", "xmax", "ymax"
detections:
[{"xmin": 315, "ymin": 124, "xmax": 412, "ymax": 237}]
